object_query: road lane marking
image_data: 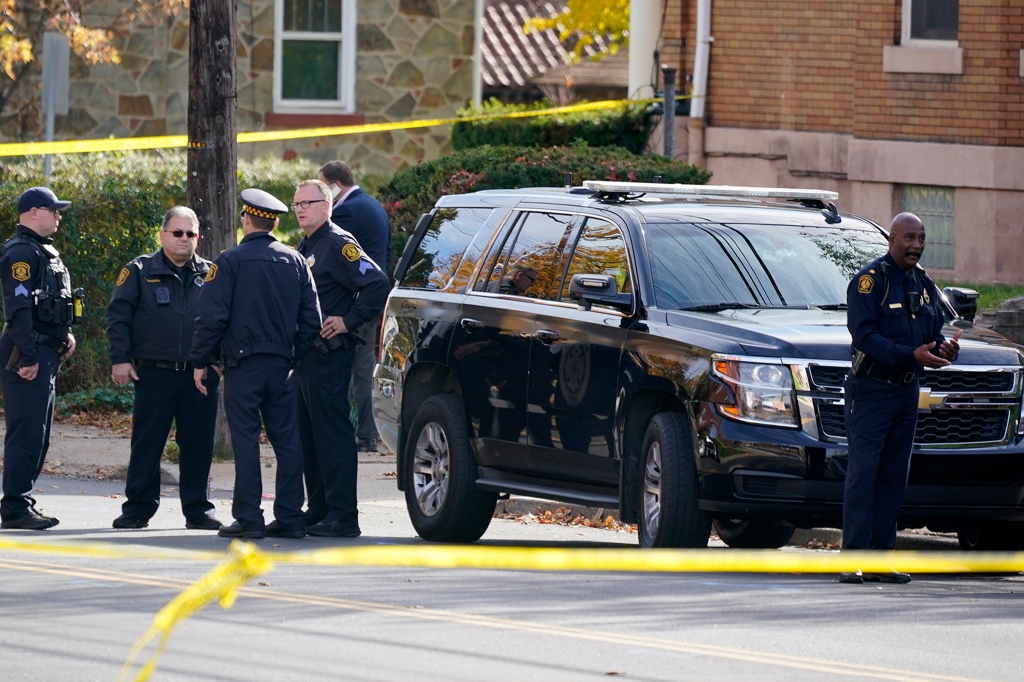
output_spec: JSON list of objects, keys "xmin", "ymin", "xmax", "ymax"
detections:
[{"xmin": 0, "ymin": 558, "xmax": 998, "ymax": 682}]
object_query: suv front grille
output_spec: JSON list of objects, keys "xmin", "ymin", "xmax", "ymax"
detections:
[
  {"xmin": 817, "ymin": 403, "xmax": 1009, "ymax": 445},
  {"xmin": 920, "ymin": 372, "xmax": 1015, "ymax": 393},
  {"xmin": 809, "ymin": 365, "xmax": 848, "ymax": 390}
]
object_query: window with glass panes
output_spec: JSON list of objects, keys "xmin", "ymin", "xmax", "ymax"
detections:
[
  {"xmin": 903, "ymin": 0, "xmax": 958, "ymax": 44},
  {"xmin": 274, "ymin": 0, "xmax": 355, "ymax": 111},
  {"xmin": 900, "ymin": 185, "xmax": 955, "ymax": 271}
]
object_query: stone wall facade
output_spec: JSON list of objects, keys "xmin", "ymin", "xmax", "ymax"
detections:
[{"xmin": 46, "ymin": 0, "xmax": 475, "ymax": 174}]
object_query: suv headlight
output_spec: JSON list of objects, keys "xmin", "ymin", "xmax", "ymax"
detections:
[{"xmin": 712, "ymin": 357, "xmax": 797, "ymax": 427}]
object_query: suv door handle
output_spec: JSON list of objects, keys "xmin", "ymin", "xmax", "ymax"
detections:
[
  {"xmin": 534, "ymin": 329, "xmax": 559, "ymax": 343},
  {"xmin": 461, "ymin": 318, "xmax": 484, "ymax": 330}
]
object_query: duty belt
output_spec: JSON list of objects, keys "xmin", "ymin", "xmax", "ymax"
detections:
[
  {"xmin": 1, "ymin": 323, "xmax": 68, "ymax": 355},
  {"xmin": 854, "ymin": 357, "xmax": 917, "ymax": 386},
  {"xmin": 135, "ymin": 359, "xmax": 194, "ymax": 371}
]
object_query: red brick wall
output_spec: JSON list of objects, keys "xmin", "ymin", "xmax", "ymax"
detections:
[{"xmin": 667, "ymin": 0, "xmax": 1024, "ymax": 146}]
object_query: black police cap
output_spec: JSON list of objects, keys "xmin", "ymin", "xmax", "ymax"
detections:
[
  {"xmin": 241, "ymin": 188, "xmax": 288, "ymax": 220},
  {"xmin": 18, "ymin": 186, "xmax": 71, "ymax": 214}
]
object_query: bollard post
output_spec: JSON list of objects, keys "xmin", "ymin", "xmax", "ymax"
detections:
[{"xmin": 661, "ymin": 65, "xmax": 677, "ymax": 159}]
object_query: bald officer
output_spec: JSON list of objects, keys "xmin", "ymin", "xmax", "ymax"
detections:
[{"xmin": 191, "ymin": 189, "xmax": 322, "ymax": 540}]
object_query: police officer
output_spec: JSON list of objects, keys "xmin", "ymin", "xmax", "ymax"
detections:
[
  {"xmin": 293, "ymin": 180, "xmax": 389, "ymax": 537},
  {"xmin": 840, "ymin": 212, "xmax": 960, "ymax": 584},
  {"xmin": 106, "ymin": 206, "xmax": 222, "ymax": 531},
  {"xmin": 318, "ymin": 161, "xmax": 392, "ymax": 453},
  {"xmin": 0, "ymin": 187, "xmax": 79, "ymax": 530},
  {"xmin": 191, "ymin": 189, "xmax": 322, "ymax": 539}
]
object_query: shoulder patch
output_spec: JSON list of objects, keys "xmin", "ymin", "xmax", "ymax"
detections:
[
  {"xmin": 11, "ymin": 262, "xmax": 30, "ymax": 282},
  {"xmin": 342, "ymin": 243, "xmax": 361, "ymax": 262},
  {"xmin": 204, "ymin": 264, "xmax": 218, "ymax": 282},
  {"xmin": 857, "ymin": 274, "xmax": 874, "ymax": 294},
  {"xmin": 116, "ymin": 267, "xmax": 130, "ymax": 286}
]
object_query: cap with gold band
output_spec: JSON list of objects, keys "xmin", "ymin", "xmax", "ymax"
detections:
[{"xmin": 240, "ymin": 188, "xmax": 288, "ymax": 219}]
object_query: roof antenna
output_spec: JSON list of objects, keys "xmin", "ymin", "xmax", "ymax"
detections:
[{"xmin": 564, "ymin": 171, "xmax": 573, "ymax": 189}]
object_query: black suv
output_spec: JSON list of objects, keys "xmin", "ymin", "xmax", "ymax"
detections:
[{"xmin": 372, "ymin": 181, "xmax": 1024, "ymax": 549}]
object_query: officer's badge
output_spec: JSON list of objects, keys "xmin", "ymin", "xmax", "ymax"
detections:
[
  {"xmin": 11, "ymin": 262, "xmax": 30, "ymax": 282},
  {"xmin": 923, "ymin": 289, "xmax": 930, "ymax": 304},
  {"xmin": 857, "ymin": 274, "xmax": 874, "ymax": 294},
  {"xmin": 306, "ymin": 254, "xmax": 316, "ymax": 268},
  {"xmin": 342, "ymin": 244, "xmax": 361, "ymax": 262},
  {"xmin": 194, "ymin": 274, "xmax": 205, "ymax": 288},
  {"xmin": 204, "ymin": 264, "xmax": 218, "ymax": 282}
]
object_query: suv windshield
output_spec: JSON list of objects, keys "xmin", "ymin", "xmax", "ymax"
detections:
[{"xmin": 646, "ymin": 222, "xmax": 889, "ymax": 310}]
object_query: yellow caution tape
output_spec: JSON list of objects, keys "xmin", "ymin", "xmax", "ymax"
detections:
[
  {"xmin": 0, "ymin": 95, "xmax": 693, "ymax": 158},
  {"xmin": 9, "ymin": 535, "xmax": 1014, "ymax": 682}
]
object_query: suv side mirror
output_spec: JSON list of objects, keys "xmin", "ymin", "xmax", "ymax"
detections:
[
  {"xmin": 943, "ymin": 286, "xmax": 979, "ymax": 322},
  {"xmin": 568, "ymin": 274, "xmax": 633, "ymax": 313}
]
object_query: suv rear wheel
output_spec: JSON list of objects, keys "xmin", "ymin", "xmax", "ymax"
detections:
[
  {"xmin": 637, "ymin": 412, "xmax": 712, "ymax": 548},
  {"xmin": 713, "ymin": 518, "xmax": 796, "ymax": 549},
  {"xmin": 957, "ymin": 522, "xmax": 1024, "ymax": 551},
  {"xmin": 404, "ymin": 394, "xmax": 497, "ymax": 542}
]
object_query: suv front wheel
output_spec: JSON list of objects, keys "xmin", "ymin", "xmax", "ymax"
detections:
[
  {"xmin": 713, "ymin": 518, "xmax": 796, "ymax": 549},
  {"xmin": 404, "ymin": 394, "xmax": 497, "ymax": 542},
  {"xmin": 637, "ymin": 412, "xmax": 712, "ymax": 548}
]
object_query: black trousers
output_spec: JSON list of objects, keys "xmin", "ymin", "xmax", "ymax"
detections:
[
  {"xmin": 351, "ymin": 317, "xmax": 380, "ymax": 441},
  {"xmin": 296, "ymin": 345, "xmax": 358, "ymax": 526},
  {"xmin": 122, "ymin": 365, "xmax": 219, "ymax": 521},
  {"xmin": 223, "ymin": 354, "xmax": 305, "ymax": 531},
  {"xmin": 0, "ymin": 335, "xmax": 57, "ymax": 521},
  {"xmin": 842, "ymin": 375, "xmax": 919, "ymax": 550}
]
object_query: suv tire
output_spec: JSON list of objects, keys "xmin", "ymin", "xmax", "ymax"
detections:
[
  {"xmin": 713, "ymin": 518, "xmax": 796, "ymax": 549},
  {"xmin": 404, "ymin": 394, "xmax": 497, "ymax": 543},
  {"xmin": 957, "ymin": 522, "xmax": 1024, "ymax": 551},
  {"xmin": 637, "ymin": 412, "xmax": 712, "ymax": 548}
]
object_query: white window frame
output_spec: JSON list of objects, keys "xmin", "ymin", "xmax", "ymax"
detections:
[
  {"xmin": 902, "ymin": 0, "xmax": 959, "ymax": 48},
  {"xmin": 273, "ymin": 0, "xmax": 357, "ymax": 113}
]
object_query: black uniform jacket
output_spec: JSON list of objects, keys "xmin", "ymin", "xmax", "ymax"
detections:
[
  {"xmin": 296, "ymin": 220, "xmax": 389, "ymax": 333},
  {"xmin": 330, "ymin": 188, "xmax": 392, "ymax": 273},
  {"xmin": 0, "ymin": 225, "xmax": 71, "ymax": 367},
  {"xmin": 847, "ymin": 252, "xmax": 946, "ymax": 377},
  {"xmin": 190, "ymin": 231, "xmax": 322, "ymax": 368},
  {"xmin": 106, "ymin": 249, "xmax": 212, "ymax": 365}
]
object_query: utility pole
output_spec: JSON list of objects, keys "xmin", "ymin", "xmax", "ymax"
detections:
[{"xmin": 187, "ymin": 0, "xmax": 237, "ymax": 458}]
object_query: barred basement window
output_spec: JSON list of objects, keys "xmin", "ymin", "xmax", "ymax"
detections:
[
  {"xmin": 273, "ymin": 0, "xmax": 356, "ymax": 112},
  {"xmin": 903, "ymin": 0, "xmax": 958, "ymax": 45},
  {"xmin": 900, "ymin": 184, "xmax": 955, "ymax": 271}
]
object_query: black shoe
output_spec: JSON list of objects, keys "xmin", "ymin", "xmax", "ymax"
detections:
[
  {"xmin": 112, "ymin": 514, "xmax": 149, "ymax": 530},
  {"xmin": 2, "ymin": 510, "xmax": 59, "ymax": 530},
  {"xmin": 304, "ymin": 513, "xmax": 326, "ymax": 528},
  {"xmin": 839, "ymin": 570, "xmax": 864, "ymax": 584},
  {"xmin": 306, "ymin": 519, "xmax": 361, "ymax": 538},
  {"xmin": 266, "ymin": 521, "xmax": 305, "ymax": 538},
  {"xmin": 863, "ymin": 571, "xmax": 912, "ymax": 584},
  {"xmin": 356, "ymin": 438, "xmax": 378, "ymax": 453},
  {"xmin": 185, "ymin": 515, "xmax": 223, "ymax": 531},
  {"xmin": 217, "ymin": 522, "xmax": 265, "ymax": 539}
]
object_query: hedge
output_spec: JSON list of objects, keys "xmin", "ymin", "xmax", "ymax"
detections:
[
  {"xmin": 376, "ymin": 143, "xmax": 712, "ymax": 264},
  {"xmin": 452, "ymin": 99, "xmax": 656, "ymax": 154},
  {"xmin": 0, "ymin": 151, "xmax": 322, "ymax": 394}
]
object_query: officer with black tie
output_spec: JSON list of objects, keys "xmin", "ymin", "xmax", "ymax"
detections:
[
  {"xmin": 840, "ymin": 212, "xmax": 960, "ymax": 584},
  {"xmin": 0, "ymin": 187, "xmax": 79, "ymax": 530},
  {"xmin": 191, "ymin": 189, "xmax": 322, "ymax": 539},
  {"xmin": 106, "ymin": 206, "xmax": 222, "ymax": 531}
]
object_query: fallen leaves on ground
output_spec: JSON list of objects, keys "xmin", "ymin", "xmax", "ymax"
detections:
[
  {"xmin": 41, "ymin": 459, "xmax": 65, "ymax": 475},
  {"xmin": 495, "ymin": 506, "xmax": 637, "ymax": 533},
  {"xmin": 803, "ymin": 538, "xmax": 841, "ymax": 550},
  {"xmin": 55, "ymin": 410, "xmax": 133, "ymax": 434},
  {"xmin": 381, "ymin": 471, "xmax": 397, "ymax": 478}
]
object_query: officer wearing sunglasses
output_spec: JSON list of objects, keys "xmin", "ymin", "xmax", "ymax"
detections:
[{"xmin": 105, "ymin": 206, "xmax": 223, "ymax": 532}]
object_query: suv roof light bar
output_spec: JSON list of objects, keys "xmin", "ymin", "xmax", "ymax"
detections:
[{"xmin": 582, "ymin": 180, "xmax": 839, "ymax": 203}]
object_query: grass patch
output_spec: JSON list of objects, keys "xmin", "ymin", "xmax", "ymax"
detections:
[{"xmin": 937, "ymin": 282, "xmax": 1024, "ymax": 311}]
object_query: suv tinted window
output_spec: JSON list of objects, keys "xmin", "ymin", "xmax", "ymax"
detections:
[
  {"xmin": 560, "ymin": 218, "xmax": 632, "ymax": 301},
  {"xmin": 483, "ymin": 212, "xmax": 578, "ymax": 300},
  {"xmin": 646, "ymin": 223, "xmax": 887, "ymax": 309},
  {"xmin": 399, "ymin": 207, "xmax": 494, "ymax": 290}
]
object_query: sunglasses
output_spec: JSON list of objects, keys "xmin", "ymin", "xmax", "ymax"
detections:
[
  {"xmin": 38, "ymin": 207, "xmax": 60, "ymax": 216},
  {"xmin": 290, "ymin": 199, "xmax": 326, "ymax": 211},
  {"xmin": 165, "ymin": 229, "xmax": 198, "ymax": 239}
]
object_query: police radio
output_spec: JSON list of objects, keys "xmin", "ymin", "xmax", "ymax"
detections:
[{"xmin": 72, "ymin": 287, "xmax": 85, "ymax": 324}]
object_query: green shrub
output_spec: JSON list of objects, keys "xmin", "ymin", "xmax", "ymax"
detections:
[
  {"xmin": 452, "ymin": 99, "xmax": 656, "ymax": 154},
  {"xmin": 55, "ymin": 386, "xmax": 134, "ymax": 415},
  {"xmin": 0, "ymin": 151, "xmax": 324, "ymax": 393},
  {"xmin": 377, "ymin": 143, "xmax": 712, "ymax": 263}
]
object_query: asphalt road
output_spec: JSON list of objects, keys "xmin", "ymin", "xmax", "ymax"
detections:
[{"xmin": 2, "ymin": 473, "xmax": 1022, "ymax": 682}]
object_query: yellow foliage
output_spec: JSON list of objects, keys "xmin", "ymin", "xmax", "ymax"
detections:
[
  {"xmin": 67, "ymin": 26, "xmax": 120, "ymax": 66},
  {"xmin": 524, "ymin": 0, "xmax": 630, "ymax": 65}
]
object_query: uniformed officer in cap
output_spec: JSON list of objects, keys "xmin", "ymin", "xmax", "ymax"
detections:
[
  {"xmin": 106, "ymin": 206, "xmax": 222, "ymax": 531},
  {"xmin": 191, "ymin": 189, "xmax": 322, "ymax": 539},
  {"xmin": 292, "ymin": 179, "xmax": 389, "ymax": 537},
  {"xmin": 0, "ymin": 187, "xmax": 80, "ymax": 530},
  {"xmin": 840, "ymin": 212, "xmax": 960, "ymax": 584}
]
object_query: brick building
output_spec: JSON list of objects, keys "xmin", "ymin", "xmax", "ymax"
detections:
[{"xmin": 654, "ymin": 0, "xmax": 1024, "ymax": 284}]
